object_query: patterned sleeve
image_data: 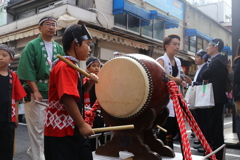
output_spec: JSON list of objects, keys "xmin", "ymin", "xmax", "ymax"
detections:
[{"xmin": 17, "ymin": 42, "xmax": 37, "ymax": 82}]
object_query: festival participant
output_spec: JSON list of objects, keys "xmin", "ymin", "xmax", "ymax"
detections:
[
  {"xmin": 156, "ymin": 34, "xmax": 183, "ymax": 149},
  {"xmin": 84, "ymin": 57, "xmax": 104, "ymax": 151},
  {"xmin": 17, "ymin": 16, "xmax": 64, "ymax": 160},
  {"xmin": 0, "ymin": 44, "xmax": 26, "ymax": 160},
  {"xmin": 233, "ymin": 42, "xmax": 240, "ymax": 147},
  {"xmin": 202, "ymin": 38, "xmax": 227, "ymax": 160},
  {"xmin": 44, "ymin": 24, "xmax": 98, "ymax": 160},
  {"xmin": 184, "ymin": 49, "xmax": 210, "ymax": 153}
]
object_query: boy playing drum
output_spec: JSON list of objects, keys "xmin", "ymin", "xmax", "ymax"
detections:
[{"xmin": 44, "ymin": 24, "xmax": 98, "ymax": 160}]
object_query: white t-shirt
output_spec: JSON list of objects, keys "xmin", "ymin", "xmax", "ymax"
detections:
[{"xmin": 44, "ymin": 40, "xmax": 53, "ymax": 62}]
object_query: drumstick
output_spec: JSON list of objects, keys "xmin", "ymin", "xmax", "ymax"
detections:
[
  {"xmin": 157, "ymin": 125, "xmax": 167, "ymax": 133},
  {"xmin": 168, "ymin": 74, "xmax": 174, "ymax": 79},
  {"xmin": 92, "ymin": 124, "xmax": 134, "ymax": 133},
  {"xmin": 56, "ymin": 54, "xmax": 91, "ymax": 78}
]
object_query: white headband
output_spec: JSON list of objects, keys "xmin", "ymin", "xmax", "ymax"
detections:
[{"xmin": 39, "ymin": 17, "xmax": 57, "ymax": 26}]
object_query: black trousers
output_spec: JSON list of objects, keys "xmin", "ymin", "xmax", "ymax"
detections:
[
  {"xmin": 158, "ymin": 117, "xmax": 185, "ymax": 159},
  {"xmin": 44, "ymin": 134, "xmax": 93, "ymax": 160},
  {"xmin": 195, "ymin": 108, "xmax": 211, "ymax": 144},
  {"xmin": 158, "ymin": 117, "xmax": 179, "ymax": 149},
  {"xmin": 0, "ymin": 122, "xmax": 15, "ymax": 160},
  {"xmin": 208, "ymin": 104, "xmax": 224, "ymax": 160}
]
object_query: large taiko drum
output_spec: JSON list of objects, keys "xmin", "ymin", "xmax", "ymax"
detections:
[{"xmin": 95, "ymin": 54, "xmax": 169, "ymax": 119}]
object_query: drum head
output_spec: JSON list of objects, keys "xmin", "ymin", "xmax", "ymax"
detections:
[{"xmin": 95, "ymin": 56, "xmax": 151, "ymax": 118}]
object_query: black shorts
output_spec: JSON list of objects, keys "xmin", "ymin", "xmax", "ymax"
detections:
[{"xmin": 44, "ymin": 134, "xmax": 93, "ymax": 160}]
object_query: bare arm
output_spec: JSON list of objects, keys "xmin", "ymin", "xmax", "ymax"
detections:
[
  {"xmin": 83, "ymin": 73, "xmax": 99, "ymax": 94},
  {"xmin": 61, "ymin": 94, "xmax": 94, "ymax": 138},
  {"xmin": 157, "ymin": 59, "xmax": 182, "ymax": 85},
  {"xmin": 26, "ymin": 80, "xmax": 42, "ymax": 101}
]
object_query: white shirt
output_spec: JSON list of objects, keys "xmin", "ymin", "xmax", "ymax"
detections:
[
  {"xmin": 156, "ymin": 53, "xmax": 182, "ymax": 117},
  {"xmin": 193, "ymin": 63, "xmax": 205, "ymax": 82},
  {"xmin": 44, "ymin": 40, "xmax": 53, "ymax": 62}
]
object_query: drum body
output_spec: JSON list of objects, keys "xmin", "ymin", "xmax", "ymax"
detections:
[{"xmin": 95, "ymin": 54, "xmax": 169, "ymax": 119}]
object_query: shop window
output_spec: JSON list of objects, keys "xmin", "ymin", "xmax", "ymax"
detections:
[
  {"xmin": 185, "ymin": 36, "xmax": 209, "ymax": 52},
  {"xmin": 185, "ymin": 36, "xmax": 189, "ymax": 51},
  {"xmin": 203, "ymin": 39, "xmax": 208, "ymax": 50},
  {"xmin": 142, "ymin": 20, "xmax": 153, "ymax": 38},
  {"xmin": 153, "ymin": 19, "xmax": 164, "ymax": 41},
  {"xmin": 190, "ymin": 36, "xmax": 196, "ymax": 52},
  {"xmin": 38, "ymin": 3, "xmax": 55, "ymax": 13},
  {"xmin": 128, "ymin": 14, "xmax": 140, "ymax": 33},
  {"xmin": 114, "ymin": 13, "xmax": 127, "ymax": 29},
  {"xmin": 114, "ymin": 13, "xmax": 139, "ymax": 33},
  {"xmin": 115, "ymin": 14, "xmax": 165, "ymax": 40},
  {"xmin": 197, "ymin": 37, "xmax": 203, "ymax": 51},
  {"xmin": 17, "ymin": 9, "xmax": 35, "ymax": 20}
]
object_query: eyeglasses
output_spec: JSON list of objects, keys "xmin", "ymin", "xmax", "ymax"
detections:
[
  {"xmin": 43, "ymin": 22, "xmax": 56, "ymax": 27},
  {"xmin": 208, "ymin": 44, "xmax": 214, "ymax": 47}
]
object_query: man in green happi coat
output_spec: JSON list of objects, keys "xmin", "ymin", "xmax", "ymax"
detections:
[{"xmin": 17, "ymin": 16, "xmax": 64, "ymax": 160}]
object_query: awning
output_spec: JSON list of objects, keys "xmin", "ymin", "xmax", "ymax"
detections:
[
  {"xmin": 88, "ymin": 28, "xmax": 149, "ymax": 50},
  {"xmin": 150, "ymin": 10, "xmax": 179, "ymax": 29},
  {"xmin": 185, "ymin": 29, "xmax": 212, "ymax": 42},
  {"xmin": 222, "ymin": 46, "xmax": 232, "ymax": 55},
  {"xmin": 0, "ymin": 28, "xmax": 39, "ymax": 43},
  {"xmin": 113, "ymin": 0, "xmax": 152, "ymax": 25}
]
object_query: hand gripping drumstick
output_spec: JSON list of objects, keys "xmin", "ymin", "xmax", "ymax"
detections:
[
  {"xmin": 92, "ymin": 124, "xmax": 134, "ymax": 133},
  {"xmin": 56, "ymin": 54, "xmax": 91, "ymax": 78}
]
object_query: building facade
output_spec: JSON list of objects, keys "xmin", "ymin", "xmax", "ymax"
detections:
[
  {"xmin": 195, "ymin": 1, "xmax": 231, "ymax": 23},
  {"xmin": 0, "ymin": 0, "xmax": 232, "ymax": 76}
]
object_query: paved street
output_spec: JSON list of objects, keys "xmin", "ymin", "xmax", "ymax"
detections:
[{"xmin": 13, "ymin": 116, "xmax": 240, "ymax": 160}]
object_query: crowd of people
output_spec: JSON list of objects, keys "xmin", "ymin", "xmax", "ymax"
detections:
[{"xmin": 0, "ymin": 15, "xmax": 239, "ymax": 160}]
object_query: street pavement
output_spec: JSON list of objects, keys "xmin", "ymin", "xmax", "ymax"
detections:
[{"xmin": 13, "ymin": 116, "xmax": 240, "ymax": 160}]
